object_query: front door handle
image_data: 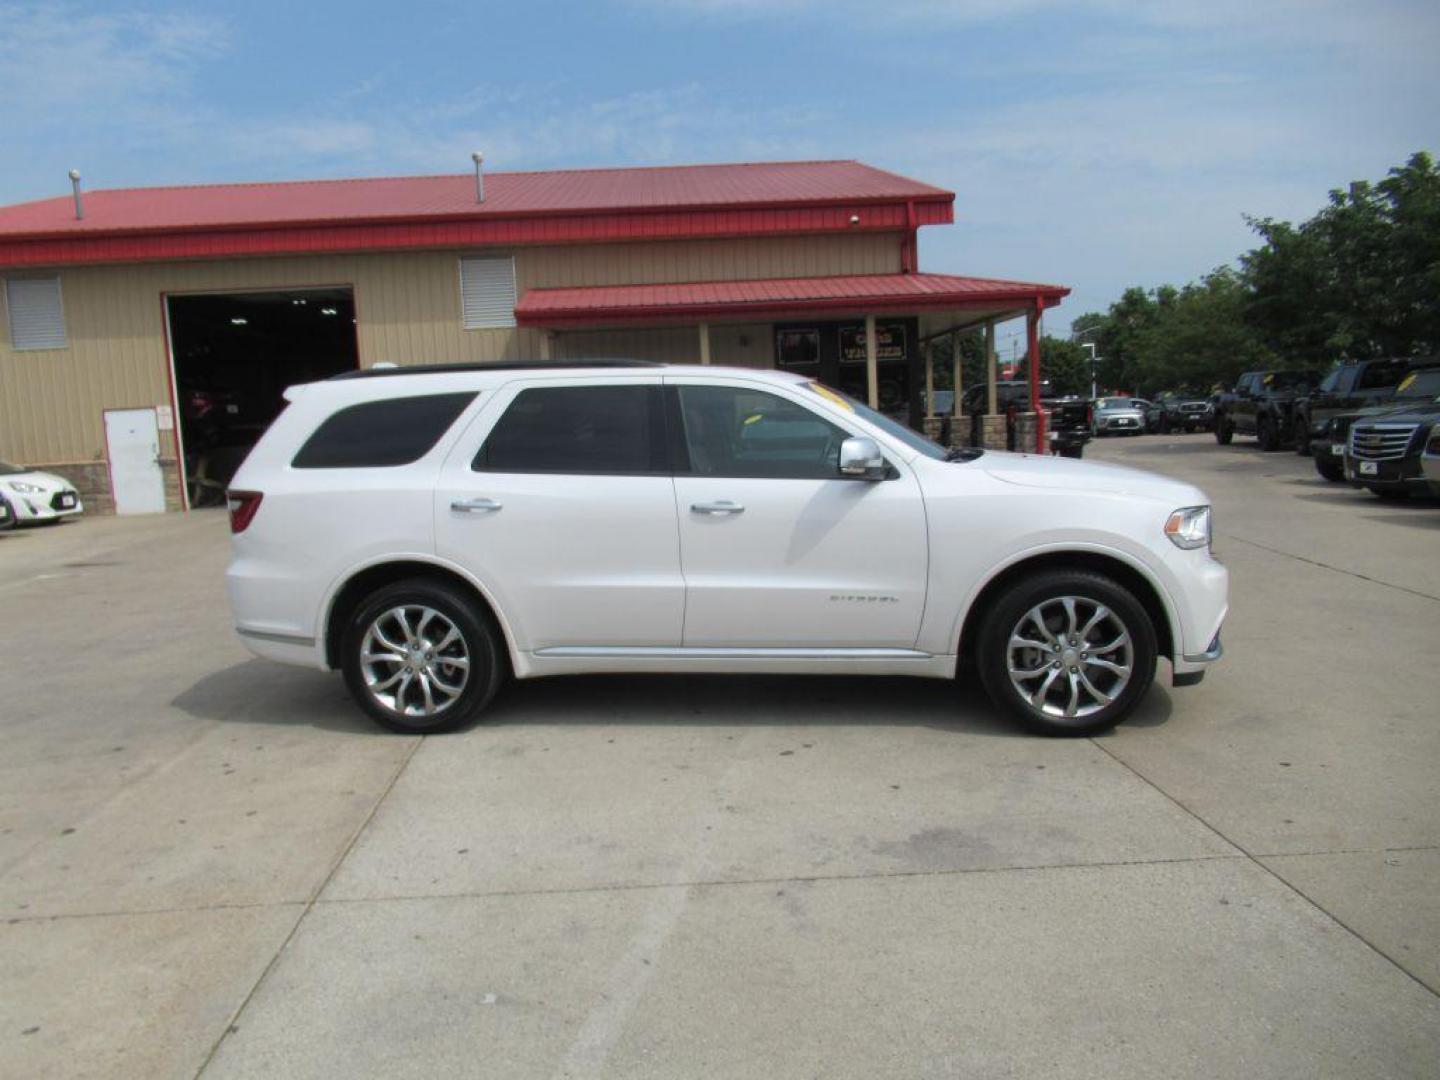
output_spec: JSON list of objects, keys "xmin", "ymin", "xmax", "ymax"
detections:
[
  {"xmin": 691, "ymin": 500, "xmax": 744, "ymax": 516},
  {"xmin": 451, "ymin": 497, "xmax": 503, "ymax": 514}
]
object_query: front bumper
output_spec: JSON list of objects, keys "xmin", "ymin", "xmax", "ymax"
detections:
[
  {"xmin": 8, "ymin": 490, "xmax": 84, "ymax": 522},
  {"xmin": 1344, "ymin": 455, "xmax": 1426, "ymax": 490}
]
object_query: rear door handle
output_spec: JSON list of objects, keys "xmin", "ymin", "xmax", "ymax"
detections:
[
  {"xmin": 451, "ymin": 497, "xmax": 503, "ymax": 514},
  {"xmin": 690, "ymin": 500, "xmax": 744, "ymax": 516}
]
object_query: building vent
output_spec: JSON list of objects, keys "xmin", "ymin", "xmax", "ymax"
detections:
[
  {"xmin": 459, "ymin": 256, "xmax": 517, "ymax": 329},
  {"xmin": 5, "ymin": 276, "xmax": 68, "ymax": 350}
]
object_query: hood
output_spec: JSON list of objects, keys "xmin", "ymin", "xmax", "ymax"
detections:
[
  {"xmin": 4, "ymin": 471, "xmax": 74, "ymax": 493},
  {"xmin": 980, "ymin": 451, "xmax": 1205, "ymax": 503},
  {"xmin": 1352, "ymin": 404, "xmax": 1440, "ymax": 427}
]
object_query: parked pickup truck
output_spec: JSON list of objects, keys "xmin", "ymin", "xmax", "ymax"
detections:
[
  {"xmin": 1214, "ymin": 370, "xmax": 1320, "ymax": 450},
  {"xmin": 1298, "ymin": 357, "xmax": 1439, "ymax": 457},
  {"xmin": 1319, "ymin": 367, "xmax": 1440, "ymax": 487},
  {"xmin": 958, "ymin": 381, "xmax": 1093, "ymax": 456},
  {"xmin": 1154, "ymin": 392, "xmax": 1214, "ymax": 433}
]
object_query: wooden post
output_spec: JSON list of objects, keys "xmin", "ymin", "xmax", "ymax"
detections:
[
  {"xmin": 1028, "ymin": 300, "xmax": 1046, "ymax": 453},
  {"xmin": 924, "ymin": 339, "xmax": 935, "ymax": 418},
  {"xmin": 985, "ymin": 320, "xmax": 998, "ymax": 416},
  {"xmin": 699, "ymin": 323, "xmax": 712, "ymax": 365},
  {"xmin": 864, "ymin": 314, "xmax": 879, "ymax": 408},
  {"xmin": 539, "ymin": 331, "xmax": 552, "ymax": 361},
  {"xmin": 951, "ymin": 328, "xmax": 963, "ymax": 417}
]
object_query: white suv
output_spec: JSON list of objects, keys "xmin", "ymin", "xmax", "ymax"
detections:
[{"xmin": 226, "ymin": 362, "xmax": 1226, "ymax": 737}]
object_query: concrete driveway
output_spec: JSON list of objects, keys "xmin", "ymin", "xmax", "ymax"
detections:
[{"xmin": 2, "ymin": 435, "xmax": 1438, "ymax": 1079}]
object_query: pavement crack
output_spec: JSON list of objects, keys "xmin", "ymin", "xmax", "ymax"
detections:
[
  {"xmin": 311, "ymin": 852, "xmax": 1251, "ymax": 909},
  {"xmin": 1090, "ymin": 738, "xmax": 1440, "ymax": 1001},
  {"xmin": 189, "ymin": 733, "xmax": 425, "ymax": 1079},
  {"xmin": 1222, "ymin": 533, "xmax": 1440, "ymax": 603}
]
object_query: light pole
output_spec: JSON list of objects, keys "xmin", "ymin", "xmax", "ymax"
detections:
[
  {"xmin": 1080, "ymin": 342, "xmax": 1099, "ymax": 399},
  {"xmin": 1072, "ymin": 325, "xmax": 1102, "ymax": 399}
]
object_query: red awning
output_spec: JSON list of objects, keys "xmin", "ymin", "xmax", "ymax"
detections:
[{"xmin": 515, "ymin": 272, "xmax": 1069, "ymax": 328}]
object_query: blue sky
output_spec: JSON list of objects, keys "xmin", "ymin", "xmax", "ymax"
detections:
[{"xmin": 2, "ymin": 0, "xmax": 1437, "ymax": 335}]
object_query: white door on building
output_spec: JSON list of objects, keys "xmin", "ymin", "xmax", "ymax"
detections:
[{"xmin": 104, "ymin": 409, "xmax": 166, "ymax": 514}]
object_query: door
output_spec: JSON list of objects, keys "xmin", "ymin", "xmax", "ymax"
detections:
[
  {"xmin": 668, "ymin": 378, "xmax": 928, "ymax": 649},
  {"xmin": 104, "ymin": 408, "xmax": 166, "ymax": 514},
  {"xmin": 434, "ymin": 377, "xmax": 684, "ymax": 652}
]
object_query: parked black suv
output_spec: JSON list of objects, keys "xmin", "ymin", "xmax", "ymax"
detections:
[
  {"xmin": 1299, "ymin": 357, "xmax": 1439, "ymax": 459},
  {"xmin": 1326, "ymin": 369, "xmax": 1440, "ymax": 496},
  {"xmin": 1214, "ymin": 370, "xmax": 1321, "ymax": 449}
]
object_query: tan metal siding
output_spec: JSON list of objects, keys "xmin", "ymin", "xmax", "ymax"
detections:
[
  {"xmin": 0, "ymin": 233, "xmax": 900, "ymax": 465},
  {"xmin": 519, "ymin": 233, "xmax": 900, "ymax": 289}
]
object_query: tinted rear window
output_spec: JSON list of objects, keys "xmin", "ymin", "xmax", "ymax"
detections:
[
  {"xmin": 473, "ymin": 385, "xmax": 666, "ymax": 474},
  {"xmin": 292, "ymin": 392, "xmax": 477, "ymax": 468}
]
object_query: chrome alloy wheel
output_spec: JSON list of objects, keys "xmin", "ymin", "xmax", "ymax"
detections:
[
  {"xmin": 359, "ymin": 605, "xmax": 470, "ymax": 718},
  {"xmin": 1006, "ymin": 596, "xmax": 1134, "ymax": 720}
]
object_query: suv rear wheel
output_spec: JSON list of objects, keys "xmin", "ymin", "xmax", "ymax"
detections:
[
  {"xmin": 341, "ymin": 578, "xmax": 503, "ymax": 734},
  {"xmin": 1215, "ymin": 417, "xmax": 1233, "ymax": 445},
  {"xmin": 1257, "ymin": 415, "xmax": 1281, "ymax": 451},
  {"xmin": 976, "ymin": 571, "xmax": 1158, "ymax": 737},
  {"xmin": 1314, "ymin": 457, "xmax": 1344, "ymax": 482}
]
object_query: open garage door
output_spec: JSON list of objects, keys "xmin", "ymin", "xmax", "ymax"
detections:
[{"xmin": 167, "ymin": 287, "xmax": 358, "ymax": 507}]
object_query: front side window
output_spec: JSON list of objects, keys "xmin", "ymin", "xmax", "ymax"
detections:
[
  {"xmin": 292, "ymin": 392, "xmax": 476, "ymax": 468},
  {"xmin": 474, "ymin": 385, "xmax": 665, "ymax": 474},
  {"xmin": 678, "ymin": 385, "xmax": 853, "ymax": 479},
  {"xmin": 1358, "ymin": 361, "xmax": 1407, "ymax": 390}
]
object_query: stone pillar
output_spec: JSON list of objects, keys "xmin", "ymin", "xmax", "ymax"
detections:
[
  {"xmin": 1015, "ymin": 412, "xmax": 1039, "ymax": 454},
  {"xmin": 539, "ymin": 331, "xmax": 552, "ymax": 361},
  {"xmin": 981, "ymin": 414, "xmax": 1008, "ymax": 450},
  {"xmin": 699, "ymin": 323, "xmax": 712, "ymax": 365}
]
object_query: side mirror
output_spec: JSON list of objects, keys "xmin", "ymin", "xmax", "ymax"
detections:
[{"xmin": 838, "ymin": 436, "xmax": 886, "ymax": 480}]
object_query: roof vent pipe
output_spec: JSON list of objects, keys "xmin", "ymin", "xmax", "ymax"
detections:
[
  {"xmin": 68, "ymin": 169, "xmax": 83, "ymax": 220},
  {"xmin": 471, "ymin": 151, "xmax": 485, "ymax": 204}
]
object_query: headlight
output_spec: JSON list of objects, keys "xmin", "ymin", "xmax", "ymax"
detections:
[
  {"xmin": 1164, "ymin": 506, "xmax": 1211, "ymax": 550},
  {"xmin": 7, "ymin": 481, "xmax": 44, "ymax": 494}
]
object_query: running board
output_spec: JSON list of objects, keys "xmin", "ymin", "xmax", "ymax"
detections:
[{"xmin": 532, "ymin": 646, "xmax": 935, "ymax": 661}]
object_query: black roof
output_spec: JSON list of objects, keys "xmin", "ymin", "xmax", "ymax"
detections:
[{"xmin": 329, "ymin": 360, "xmax": 661, "ymax": 381}]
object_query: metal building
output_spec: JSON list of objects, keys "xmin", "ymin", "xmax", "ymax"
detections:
[{"xmin": 0, "ymin": 160, "xmax": 1068, "ymax": 513}]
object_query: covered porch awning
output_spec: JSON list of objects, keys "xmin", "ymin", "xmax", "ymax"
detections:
[{"xmin": 514, "ymin": 272, "xmax": 1070, "ymax": 329}]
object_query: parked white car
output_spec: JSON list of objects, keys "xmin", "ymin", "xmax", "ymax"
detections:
[
  {"xmin": 226, "ymin": 363, "xmax": 1227, "ymax": 737},
  {"xmin": 0, "ymin": 462, "xmax": 83, "ymax": 523}
]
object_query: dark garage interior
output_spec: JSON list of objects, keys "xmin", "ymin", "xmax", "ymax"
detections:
[{"xmin": 168, "ymin": 287, "xmax": 358, "ymax": 506}]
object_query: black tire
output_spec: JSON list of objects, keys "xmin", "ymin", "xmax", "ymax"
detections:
[
  {"xmin": 1314, "ymin": 457, "xmax": 1345, "ymax": 482},
  {"xmin": 1215, "ymin": 417, "xmax": 1233, "ymax": 445},
  {"xmin": 1369, "ymin": 487, "xmax": 1411, "ymax": 502},
  {"xmin": 1257, "ymin": 415, "xmax": 1281, "ymax": 451},
  {"xmin": 1293, "ymin": 419, "xmax": 1311, "ymax": 456},
  {"xmin": 340, "ymin": 578, "xmax": 504, "ymax": 734},
  {"xmin": 975, "ymin": 570, "xmax": 1158, "ymax": 737}
]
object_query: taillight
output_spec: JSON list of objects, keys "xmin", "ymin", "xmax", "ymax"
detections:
[{"xmin": 227, "ymin": 490, "xmax": 263, "ymax": 533}]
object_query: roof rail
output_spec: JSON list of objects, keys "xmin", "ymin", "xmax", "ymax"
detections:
[{"xmin": 328, "ymin": 359, "xmax": 663, "ymax": 381}]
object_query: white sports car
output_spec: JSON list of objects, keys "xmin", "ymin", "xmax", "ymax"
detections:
[{"xmin": 0, "ymin": 461, "xmax": 84, "ymax": 523}]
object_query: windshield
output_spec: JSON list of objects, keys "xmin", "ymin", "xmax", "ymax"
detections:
[
  {"xmin": 0, "ymin": 461, "xmax": 25, "ymax": 476},
  {"xmin": 1395, "ymin": 369, "xmax": 1440, "ymax": 401},
  {"xmin": 804, "ymin": 382, "xmax": 948, "ymax": 461},
  {"xmin": 1096, "ymin": 398, "xmax": 1134, "ymax": 411}
]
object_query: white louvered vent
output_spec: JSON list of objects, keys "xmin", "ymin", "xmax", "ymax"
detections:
[
  {"xmin": 459, "ymin": 256, "xmax": 517, "ymax": 329},
  {"xmin": 5, "ymin": 277, "xmax": 68, "ymax": 350}
]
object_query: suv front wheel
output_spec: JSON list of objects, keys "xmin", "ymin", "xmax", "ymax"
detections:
[
  {"xmin": 976, "ymin": 571, "xmax": 1158, "ymax": 737},
  {"xmin": 341, "ymin": 578, "xmax": 503, "ymax": 734}
]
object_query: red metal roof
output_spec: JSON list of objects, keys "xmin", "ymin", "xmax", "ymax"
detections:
[
  {"xmin": 0, "ymin": 161, "xmax": 953, "ymax": 268},
  {"xmin": 515, "ymin": 273, "xmax": 1069, "ymax": 327}
]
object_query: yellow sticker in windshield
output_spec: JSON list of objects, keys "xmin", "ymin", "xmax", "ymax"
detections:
[
  {"xmin": 1263, "ymin": 373, "xmax": 1274, "ymax": 385},
  {"xmin": 1398, "ymin": 373, "xmax": 1416, "ymax": 391},
  {"xmin": 807, "ymin": 382, "xmax": 855, "ymax": 412},
  {"xmin": 743, "ymin": 413, "xmax": 764, "ymax": 426}
]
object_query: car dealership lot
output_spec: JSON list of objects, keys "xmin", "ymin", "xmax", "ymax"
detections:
[{"xmin": 2, "ymin": 434, "xmax": 1438, "ymax": 1079}]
